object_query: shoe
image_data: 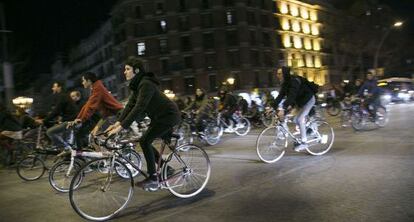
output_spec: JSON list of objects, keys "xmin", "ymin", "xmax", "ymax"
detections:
[
  {"xmin": 224, "ymin": 127, "xmax": 234, "ymax": 133},
  {"xmin": 294, "ymin": 143, "xmax": 308, "ymax": 152},
  {"xmin": 136, "ymin": 176, "xmax": 159, "ymax": 192}
]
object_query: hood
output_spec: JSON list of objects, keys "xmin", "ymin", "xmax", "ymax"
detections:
[{"xmin": 129, "ymin": 72, "xmax": 160, "ymax": 90}]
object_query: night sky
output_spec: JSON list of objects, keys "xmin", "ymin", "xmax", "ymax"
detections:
[{"xmin": 2, "ymin": 0, "xmax": 414, "ymax": 84}]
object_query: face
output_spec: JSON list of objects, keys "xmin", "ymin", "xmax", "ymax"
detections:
[
  {"xmin": 124, "ymin": 65, "xmax": 135, "ymax": 81},
  {"xmin": 196, "ymin": 88, "xmax": 203, "ymax": 96},
  {"xmin": 70, "ymin": 92, "xmax": 80, "ymax": 102},
  {"xmin": 367, "ymin": 73, "xmax": 373, "ymax": 80},
  {"xmin": 276, "ymin": 69, "xmax": 284, "ymax": 82},
  {"xmin": 82, "ymin": 77, "xmax": 92, "ymax": 89},
  {"xmin": 355, "ymin": 80, "xmax": 361, "ymax": 86},
  {"xmin": 51, "ymin": 83, "xmax": 61, "ymax": 94}
]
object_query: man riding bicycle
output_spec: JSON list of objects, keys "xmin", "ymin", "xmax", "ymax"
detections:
[
  {"xmin": 106, "ymin": 56, "xmax": 181, "ymax": 191},
  {"xmin": 358, "ymin": 72, "xmax": 381, "ymax": 119},
  {"xmin": 183, "ymin": 88, "xmax": 210, "ymax": 134},
  {"xmin": 218, "ymin": 89, "xmax": 238, "ymax": 132},
  {"xmin": 271, "ymin": 67, "xmax": 316, "ymax": 152}
]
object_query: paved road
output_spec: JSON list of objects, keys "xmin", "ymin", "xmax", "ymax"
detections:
[{"xmin": 1, "ymin": 103, "xmax": 413, "ymax": 222}]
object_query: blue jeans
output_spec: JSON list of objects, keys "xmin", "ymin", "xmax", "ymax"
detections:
[{"xmin": 294, "ymin": 96, "xmax": 316, "ymax": 143}]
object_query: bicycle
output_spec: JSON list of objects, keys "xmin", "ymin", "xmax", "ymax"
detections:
[
  {"xmin": 256, "ymin": 112, "xmax": 335, "ymax": 163},
  {"xmin": 350, "ymin": 98, "xmax": 388, "ymax": 131},
  {"xmin": 215, "ymin": 110, "xmax": 251, "ymax": 136},
  {"xmin": 69, "ymin": 132, "xmax": 211, "ymax": 221},
  {"xmin": 49, "ymin": 129, "xmax": 142, "ymax": 193}
]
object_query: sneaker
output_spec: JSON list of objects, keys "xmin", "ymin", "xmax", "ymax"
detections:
[
  {"xmin": 224, "ymin": 127, "xmax": 234, "ymax": 133},
  {"xmin": 293, "ymin": 143, "xmax": 308, "ymax": 152},
  {"xmin": 136, "ymin": 176, "xmax": 159, "ymax": 192}
]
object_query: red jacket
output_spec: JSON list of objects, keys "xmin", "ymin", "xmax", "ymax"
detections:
[{"xmin": 76, "ymin": 80, "xmax": 123, "ymax": 122}]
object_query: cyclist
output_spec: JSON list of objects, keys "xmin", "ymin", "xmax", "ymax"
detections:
[
  {"xmin": 358, "ymin": 72, "xmax": 381, "ymax": 119},
  {"xmin": 106, "ymin": 56, "xmax": 181, "ymax": 191},
  {"xmin": 271, "ymin": 67, "xmax": 316, "ymax": 152},
  {"xmin": 218, "ymin": 89, "xmax": 238, "ymax": 132},
  {"xmin": 66, "ymin": 72, "xmax": 124, "ymax": 148},
  {"xmin": 183, "ymin": 88, "xmax": 210, "ymax": 134}
]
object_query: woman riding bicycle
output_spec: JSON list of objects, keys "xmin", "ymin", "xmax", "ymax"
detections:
[
  {"xmin": 106, "ymin": 56, "xmax": 181, "ymax": 191},
  {"xmin": 271, "ymin": 66, "xmax": 316, "ymax": 152}
]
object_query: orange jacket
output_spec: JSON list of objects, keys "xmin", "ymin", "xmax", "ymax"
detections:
[{"xmin": 76, "ymin": 80, "xmax": 123, "ymax": 122}]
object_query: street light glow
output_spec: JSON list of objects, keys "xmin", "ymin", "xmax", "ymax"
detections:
[
  {"xmin": 227, "ymin": 77, "xmax": 235, "ymax": 85},
  {"xmin": 393, "ymin": 21, "xmax": 403, "ymax": 27}
]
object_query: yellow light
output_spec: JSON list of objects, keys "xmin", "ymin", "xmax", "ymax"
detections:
[
  {"xmin": 292, "ymin": 20, "xmax": 300, "ymax": 32},
  {"xmin": 290, "ymin": 4, "xmax": 299, "ymax": 17},
  {"xmin": 304, "ymin": 38, "xmax": 312, "ymax": 50},
  {"xmin": 163, "ymin": 89, "xmax": 175, "ymax": 99},
  {"xmin": 393, "ymin": 21, "xmax": 403, "ymax": 27},
  {"xmin": 281, "ymin": 17, "xmax": 290, "ymax": 30},
  {"xmin": 310, "ymin": 10, "xmax": 318, "ymax": 21},
  {"xmin": 280, "ymin": 2, "xmax": 288, "ymax": 14},
  {"xmin": 311, "ymin": 24, "xmax": 319, "ymax": 35},
  {"xmin": 283, "ymin": 34, "xmax": 291, "ymax": 48},
  {"xmin": 12, "ymin": 96, "xmax": 34, "ymax": 109},
  {"xmin": 313, "ymin": 39, "xmax": 320, "ymax": 51},
  {"xmin": 227, "ymin": 77, "xmax": 235, "ymax": 85},
  {"xmin": 314, "ymin": 55, "xmax": 321, "ymax": 68},
  {"xmin": 287, "ymin": 53, "xmax": 293, "ymax": 66},
  {"xmin": 378, "ymin": 82, "xmax": 388, "ymax": 86},
  {"xmin": 302, "ymin": 22, "xmax": 310, "ymax": 34},
  {"xmin": 293, "ymin": 36, "xmax": 302, "ymax": 49},
  {"xmin": 300, "ymin": 7, "xmax": 309, "ymax": 19},
  {"xmin": 305, "ymin": 54, "xmax": 314, "ymax": 67}
]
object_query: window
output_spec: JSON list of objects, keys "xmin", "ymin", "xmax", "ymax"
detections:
[
  {"xmin": 181, "ymin": 36, "xmax": 191, "ymax": 51},
  {"xmin": 161, "ymin": 59, "xmax": 169, "ymax": 74},
  {"xmin": 247, "ymin": 0, "xmax": 253, "ymax": 6},
  {"xmin": 202, "ymin": 0, "xmax": 210, "ymax": 9},
  {"xmin": 264, "ymin": 52, "xmax": 273, "ymax": 66},
  {"xmin": 156, "ymin": 2, "xmax": 164, "ymax": 14},
  {"xmin": 159, "ymin": 20, "xmax": 167, "ymax": 33},
  {"xmin": 262, "ymin": 32, "xmax": 271, "ymax": 47},
  {"xmin": 227, "ymin": 50, "xmax": 240, "ymax": 68},
  {"xmin": 226, "ymin": 30, "xmax": 238, "ymax": 46},
  {"xmin": 137, "ymin": 42, "xmax": 146, "ymax": 56},
  {"xmin": 261, "ymin": 14, "xmax": 269, "ymax": 27},
  {"xmin": 249, "ymin": 31, "xmax": 257, "ymax": 45},
  {"xmin": 162, "ymin": 79, "xmax": 173, "ymax": 91},
  {"xmin": 203, "ymin": 33, "xmax": 214, "ymax": 49},
  {"xmin": 250, "ymin": 50, "xmax": 260, "ymax": 66},
  {"xmin": 179, "ymin": 0, "xmax": 187, "ymax": 11},
  {"xmin": 209, "ymin": 75, "xmax": 217, "ymax": 92},
  {"xmin": 254, "ymin": 72, "xmax": 260, "ymax": 87},
  {"xmin": 159, "ymin": 39, "xmax": 168, "ymax": 53},
  {"xmin": 224, "ymin": 0, "xmax": 234, "ymax": 6},
  {"xmin": 135, "ymin": 23, "xmax": 145, "ymax": 37},
  {"xmin": 247, "ymin": 11, "xmax": 256, "ymax": 25},
  {"xmin": 184, "ymin": 56, "xmax": 193, "ymax": 69},
  {"xmin": 226, "ymin": 11, "xmax": 236, "ymax": 25},
  {"xmin": 201, "ymin": 14, "xmax": 213, "ymax": 28},
  {"xmin": 268, "ymin": 72, "xmax": 273, "ymax": 87},
  {"xmin": 135, "ymin": 6, "xmax": 142, "ymax": 18},
  {"xmin": 184, "ymin": 77, "xmax": 195, "ymax": 94},
  {"xmin": 205, "ymin": 53, "xmax": 216, "ymax": 69},
  {"xmin": 179, "ymin": 16, "xmax": 190, "ymax": 31},
  {"xmin": 261, "ymin": 0, "xmax": 266, "ymax": 9}
]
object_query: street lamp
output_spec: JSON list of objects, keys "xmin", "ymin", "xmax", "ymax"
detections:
[
  {"xmin": 12, "ymin": 96, "xmax": 33, "ymax": 109},
  {"xmin": 373, "ymin": 21, "xmax": 403, "ymax": 75},
  {"xmin": 226, "ymin": 77, "xmax": 235, "ymax": 85},
  {"xmin": 163, "ymin": 89, "xmax": 175, "ymax": 99}
]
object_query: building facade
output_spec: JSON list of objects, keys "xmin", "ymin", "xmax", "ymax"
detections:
[
  {"xmin": 273, "ymin": 0, "xmax": 329, "ymax": 85},
  {"xmin": 111, "ymin": 0, "xmax": 279, "ymax": 97}
]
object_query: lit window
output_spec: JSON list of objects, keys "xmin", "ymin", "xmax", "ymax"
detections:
[
  {"xmin": 283, "ymin": 34, "xmax": 291, "ymax": 48},
  {"xmin": 137, "ymin": 42, "xmax": 146, "ymax": 56},
  {"xmin": 313, "ymin": 39, "xmax": 320, "ymax": 51},
  {"xmin": 314, "ymin": 55, "xmax": 321, "ymax": 68},
  {"xmin": 281, "ymin": 17, "xmax": 290, "ymax": 30},
  {"xmin": 292, "ymin": 20, "xmax": 300, "ymax": 32},
  {"xmin": 287, "ymin": 53, "xmax": 293, "ymax": 66},
  {"xmin": 302, "ymin": 22, "xmax": 310, "ymax": 34},
  {"xmin": 160, "ymin": 20, "xmax": 167, "ymax": 32},
  {"xmin": 226, "ymin": 11, "xmax": 233, "ymax": 24},
  {"xmin": 311, "ymin": 24, "xmax": 319, "ymax": 35},
  {"xmin": 293, "ymin": 36, "xmax": 302, "ymax": 49},
  {"xmin": 290, "ymin": 4, "xmax": 298, "ymax": 16},
  {"xmin": 280, "ymin": 2, "xmax": 288, "ymax": 14},
  {"xmin": 304, "ymin": 38, "xmax": 312, "ymax": 50},
  {"xmin": 300, "ymin": 7, "xmax": 309, "ymax": 19},
  {"xmin": 310, "ymin": 10, "xmax": 318, "ymax": 21},
  {"xmin": 305, "ymin": 54, "xmax": 313, "ymax": 67}
]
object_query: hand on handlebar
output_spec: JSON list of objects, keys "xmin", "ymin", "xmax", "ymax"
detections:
[{"xmin": 66, "ymin": 119, "xmax": 82, "ymax": 129}]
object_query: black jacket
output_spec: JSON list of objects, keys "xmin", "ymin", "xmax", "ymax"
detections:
[
  {"xmin": 0, "ymin": 111, "xmax": 22, "ymax": 132},
  {"xmin": 44, "ymin": 92, "xmax": 78, "ymax": 123},
  {"xmin": 220, "ymin": 93, "xmax": 238, "ymax": 112},
  {"xmin": 273, "ymin": 68, "xmax": 314, "ymax": 110},
  {"xmin": 118, "ymin": 73, "xmax": 181, "ymax": 128}
]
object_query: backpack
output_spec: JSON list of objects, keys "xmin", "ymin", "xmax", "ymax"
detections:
[{"xmin": 294, "ymin": 75, "xmax": 319, "ymax": 95}]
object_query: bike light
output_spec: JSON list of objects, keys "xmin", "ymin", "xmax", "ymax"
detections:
[
  {"xmin": 321, "ymin": 103, "xmax": 327, "ymax": 107},
  {"xmin": 317, "ymin": 93, "xmax": 325, "ymax": 99},
  {"xmin": 321, "ymin": 135, "xmax": 328, "ymax": 144}
]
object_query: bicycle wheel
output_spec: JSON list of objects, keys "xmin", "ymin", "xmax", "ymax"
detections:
[
  {"xmin": 375, "ymin": 107, "xmax": 388, "ymax": 127},
  {"xmin": 235, "ymin": 117, "xmax": 251, "ymax": 136},
  {"xmin": 340, "ymin": 110, "xmax": 351, "ymax": 127},
  {"xmin": 49, "ymin": 160, "xmax": 82, "ymax": 192},
  {"xmin": 306, "ymin": 120, "xmax": 334, "ymax": 156},
  {"xmin": 256, "ymin": 126, "xmax": 287, "ymax": 163},
  {"xmin": 69, "ymin": 157, "xmax": 133, "ymax": 221},
  {"xmin": 177, "ymin": 122, "xmax": 194, "ymax": 146},
  {"xmin": 203, "ymin": 121, "xmax": 223, "ymax": 146},
  {"xmin": 16, "ymin": 155, "xmax": 46, "ymax": 181},
  {"xmin": 327, "ymin": 105, "xmax": 341, "ymax": 116},
  {"xmin": 261, "ymin": 113, "xmax": 273, "ymax": 127},
  {"xmin": 116, "ymin": 149, "xmax": 142, "ymax": 178},
  {"xmin": 351, "ymin": 112, "xmax": 365, "ymax": 131},
  {"xmin": 162, "ymin": 144, "xmax": 211, "ymax": 198}
]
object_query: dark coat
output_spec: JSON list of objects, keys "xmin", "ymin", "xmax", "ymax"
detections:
[
  {"xmin": 118, "ymin": 73, "xmax": 181, "ymax": 128},
  {"xmin": 0, "ymin": 111, "xmax": 22, "ymax": 132},
  {"xmin": 44, "ymin": 92, "xmax": 77, "ymax": 123},
  {"xmin": 273, "ymin": 67, "xmax": 314, "ymax": 110}
]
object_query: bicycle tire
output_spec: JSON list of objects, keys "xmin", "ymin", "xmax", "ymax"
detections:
[
  {"xmin": 16, "ymin": 155, "xmax": 46, "ymax": 181},
  {"xmin": 256, "ymin": 126, "xmax": 287, "ymax": 163}
]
